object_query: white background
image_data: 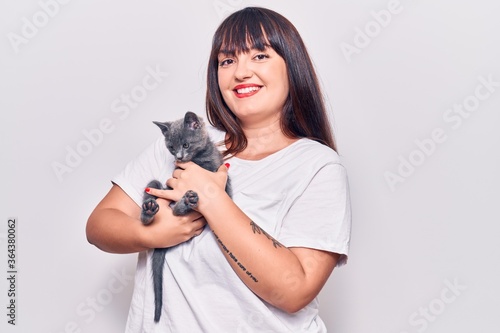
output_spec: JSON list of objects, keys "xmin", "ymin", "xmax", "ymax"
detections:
[{"xmin": 1, "ymin": 0, "xmax": 499, "ymax": 332}]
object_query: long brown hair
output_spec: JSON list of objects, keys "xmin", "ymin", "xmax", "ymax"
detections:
[{"xmin": 206, "ymin": 7, "xmax": 337, "ymax": 156}]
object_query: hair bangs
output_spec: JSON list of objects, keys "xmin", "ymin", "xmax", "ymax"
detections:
[{"xmin": 215, "ymin": 11, "xmax": 273, "ymax": 56}]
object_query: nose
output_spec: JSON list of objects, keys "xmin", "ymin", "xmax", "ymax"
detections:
[
  {"xmin": 234, "ymin": 58, "xmax": 253, "ymax": 81},
  {"xmin": 175, "ymin": 152, "xmax": 184, "ymax": 160}
]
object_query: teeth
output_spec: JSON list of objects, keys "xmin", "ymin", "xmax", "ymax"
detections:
[{"xmin": 236, "ymin": 86, "xmax": 260, "ymax": 94}]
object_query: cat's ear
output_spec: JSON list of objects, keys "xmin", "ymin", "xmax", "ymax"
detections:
[
  {"xmin": 184, "ymin": 111, "xmax": 202, "ymax": 130},
  {"xmin": 153, "ymin": 121, "xmax": 171, "ymax": 136}
]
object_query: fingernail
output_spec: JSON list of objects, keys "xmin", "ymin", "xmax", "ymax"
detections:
[
  {"xmin": 224, "ymin": 163, "xmax": 230, "ymax": 169},
  {"xmin": 145, "ymin": 188, "xmax": 151, "ymax": 193}
]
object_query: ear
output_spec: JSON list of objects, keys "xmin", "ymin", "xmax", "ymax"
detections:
[
  {"xmin": 153, "ymin": 121, "xmax": 171, "ymax": 137},
  {"xmin": 184, "ymin": 111, "xmax": 202, "ymax": 130}
]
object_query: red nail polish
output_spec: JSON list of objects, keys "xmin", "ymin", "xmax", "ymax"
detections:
[
  {"xmin": 145, "ymin": 188, "xmax": 151, "ymax": 193},
  {"xmin": 224, "ymin": 163, "xmax": 230, "ymax": 169}
]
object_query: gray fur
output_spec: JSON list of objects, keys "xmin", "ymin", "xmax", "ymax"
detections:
[{"xmin": 140, "ymin": 111, "xmax": 232, "ymax": 323}]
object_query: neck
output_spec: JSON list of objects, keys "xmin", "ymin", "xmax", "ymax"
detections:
[
  {"xmin": 235, "ymin": 118, "xmax": 298, "ymax": 160},
  {"xmin": 241, "ymin": 118, "xmax": 281, "ymax": 140}
]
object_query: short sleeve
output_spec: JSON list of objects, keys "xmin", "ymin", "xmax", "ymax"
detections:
[
  {"xmin": 279, "ymin": 163, "xmax": 352, "ymax": 266},
  {"xmin": 111, "ymin": 137, "xmax": 174, "ymax": 206}
]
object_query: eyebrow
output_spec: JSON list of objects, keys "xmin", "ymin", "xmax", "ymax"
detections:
[
  {"xmin": 218, "ymin": 45, "xmax": 270, "ymax": 58},
  {"xmin": 218, "ymin": 50, "xmax": 236, "ymax": 58}
]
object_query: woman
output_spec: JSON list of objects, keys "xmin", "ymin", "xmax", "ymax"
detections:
[{"xmin": 87, "ymin": 7, "xmax": 351, "ymax": 332}]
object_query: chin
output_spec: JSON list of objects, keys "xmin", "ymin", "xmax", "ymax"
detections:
[{"xmin": 232, "ymin": 106, "xmax": 264, "ymax": 118}]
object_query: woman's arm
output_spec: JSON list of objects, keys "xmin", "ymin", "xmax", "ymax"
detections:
[
  {"xmin": 149, "ymin": 162, "xmax": 339, "ymax": 313},
  {"xmin": 86, "ymin": 184, "xmax": 206, "ymax": 254},
  {"xmin": 205, "ymin": 193, "xmax": 339, "ymax": 313}
]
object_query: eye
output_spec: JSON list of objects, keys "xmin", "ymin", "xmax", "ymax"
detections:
[
  {"xmin": 219, "ymin": 58, "xmax": 234, "ymax": 67},
  {"xmin": 183, "ymin": 143, "xmax": 189, "ymax": 148},
  {"xmin": 254, "ymin": 53, "xmax": 269, "ymax": 61}
]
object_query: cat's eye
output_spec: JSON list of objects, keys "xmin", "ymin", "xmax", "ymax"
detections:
[{"xmin": 183, "ymin": 143, "xmax": 190, "ymax": 148}]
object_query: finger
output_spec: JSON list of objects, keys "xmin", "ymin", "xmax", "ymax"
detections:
[
  {"xmin": 191, "ymin": 218, "xmax": 207, "ymax": 230},
  {"xmin": 189, "ymin": 211, "xmax": 204, "ymax": 221},
  {"xmin": 175, "ymin": 161, "xmax": 194, "ymax": 169},
  {"xmin": 194, "ymin": 216, "xmax": 207, "ymax": 226},
  {"xmin": 156, "ymin": 197, "xmax": 173, "ymax": 207},
  {"xmin": 145, "ymin": 187, "xmax": 179, "ymax": 201},
  {"xmin": 172, "ymin": 168, "xmax": 182, "ymax": 179},
  {"xmin": 165, "ymin": 177, "xmax": 178, "ymax": 189},
  {"xmin": 193, "ymin": 225, "xmax": 206, "ymax": 237},
  {"xmin": 218, "ymin": 163, "xmax": 230, "ymax": 173},
  {"xmin": 216, "ymin": 163, "xmax": 230, "ymax": 184}
]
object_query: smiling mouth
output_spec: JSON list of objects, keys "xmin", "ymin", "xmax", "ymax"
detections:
[
  {"xmin": 235, "ymin": 86, "xmax": 261, "ymax": 94},
  {"xmin": 233, "ymin": 85, "xmax": 262, "ymax": 97}
]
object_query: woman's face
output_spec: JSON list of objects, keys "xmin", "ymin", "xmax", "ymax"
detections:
[{"xmin": 217, "ymin": 46, "xmax": 289, "ymax": 127}]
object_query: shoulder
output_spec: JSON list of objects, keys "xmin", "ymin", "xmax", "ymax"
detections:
[
  {"xmin": 268, "ymin": 138, "xmax": 345, "ymax": 189},
  {"xmin": 291, "ymin": 138, "xmax": 342, "ymax": 166}
]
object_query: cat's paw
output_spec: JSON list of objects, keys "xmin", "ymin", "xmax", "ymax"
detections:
[
  {"xmin": 184, "ymin": 190, "xmax": 199, "ymax": 209},
  {"xmin": 171, "ymin": 191, "xmax": 199, "ymax": 216},
  {"xmin": 141, "ymin": 198, "xmax": 159, "ymax": 225}
]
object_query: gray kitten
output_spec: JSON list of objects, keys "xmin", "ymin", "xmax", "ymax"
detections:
[{"xmin": 140, "ymin": 111, "xmax": 231, "ymax": 323}]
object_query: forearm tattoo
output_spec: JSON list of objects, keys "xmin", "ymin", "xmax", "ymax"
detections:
[
  {"xmin": 250, "ymin": 220, "xmax": 285, "ymax": 249},
  {"xmin": 213, "ymin": 231, "xmax": 259, "ymax": 283},
  {"xmin": 211, "ymin": 221, "xmax": 286, "ymax": 283}
]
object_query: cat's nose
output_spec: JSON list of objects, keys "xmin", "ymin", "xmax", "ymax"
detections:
[{"xmin": 175, "ymin": 152, "xmax": 184, "ymax": 160}]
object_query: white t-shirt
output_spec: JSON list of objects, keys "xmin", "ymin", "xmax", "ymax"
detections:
[{"xmin": 113, "ymin": 128, "xmax": 351, "ymax": 333}]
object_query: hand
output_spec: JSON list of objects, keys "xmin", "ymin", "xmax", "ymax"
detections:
[
  {"xmin": 147, "ymin": 162, "xmax": 229, "ymax": 214},
  {"xmin": 140, "ymin": 198, "xmax": 206, "ymax": 248}
]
